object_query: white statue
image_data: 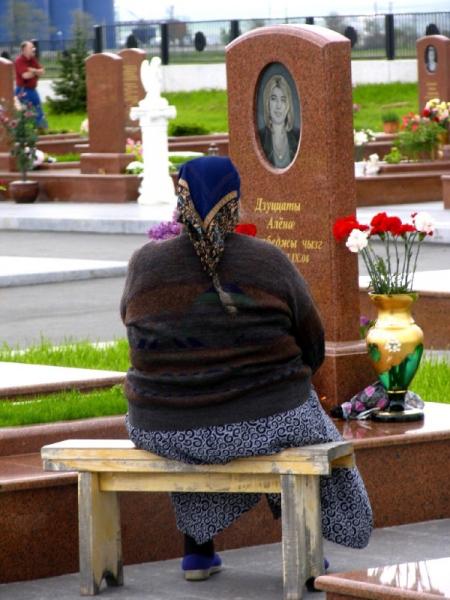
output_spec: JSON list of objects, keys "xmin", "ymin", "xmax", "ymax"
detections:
[
  {"xmin": 130, "ymin": 56, "xmax": 176, "ymax": 213},
  {"xmin": 140, "ymin": 57, "xmax": 167, "ymax": 108}
]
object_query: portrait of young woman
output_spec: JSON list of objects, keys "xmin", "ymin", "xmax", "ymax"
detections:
[{"xmin": 256, "ymin": 63, "xmax": 301, "ymax": 168}]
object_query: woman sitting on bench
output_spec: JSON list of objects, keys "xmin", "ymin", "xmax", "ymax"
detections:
[{"xmin": 120, "ymin": 156, "xmax": 373, "ymax": 581}]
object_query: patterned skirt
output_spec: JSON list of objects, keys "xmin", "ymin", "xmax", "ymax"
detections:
[{"xmin": 126, "ymin": 389, "xmax": 373, "ymax": 546}]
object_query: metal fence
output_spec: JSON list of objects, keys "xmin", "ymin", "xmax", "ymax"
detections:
[{"xmin": 1, "ymin": 11, "xmax": 449, "ymax": 77}]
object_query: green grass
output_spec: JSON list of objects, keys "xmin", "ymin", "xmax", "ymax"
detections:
[
  {"xmin": 353, "ymin": 82, "xmax": 418, "ymax": 132},
  {"xmin": 0, "ymin": 338, "xmax": 129, "ymax": 372},
  {"xmin": 43, "ymin": 104, "xmax": 86, "ymax": 134},
  {"xmin": 410, "ymin": 358, "xmax": 450, "ymax": 404},
  {"xmin": 0, "ymin": 386, "xmax": 126, "ymax": 428},
  {"xmin": 164, "ymin": 89, "xmax": 228, "ymax": 134},
  {"xmin": 54, "ymin": 152, "xmax": 81, "ymax": 163},
  {"xmin": 42, "ymin": 83, "xmax": 419, "ymax": 135}
]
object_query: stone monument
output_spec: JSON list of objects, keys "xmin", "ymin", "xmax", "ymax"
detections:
[
  {"xmin": 80, "ymin": 53, "xmax": 131, "ymax": 174},
  {"xmin": 130, "ymin": 57, "xmax": 176, "ymax": 213},
  {"xmin": 226, "ymin": 25, "xmax": 374, "ymax": 412},
  {"xmin": 118, "ymin": 48, "xmax": 146, "ymax": 129},
  {"xmin": 417, "ymin": 35, "xmax": 450, "ymax": 110},
  {"xmin": 0, "ymin": 57, "xmax": 14, "ymax": 171}
]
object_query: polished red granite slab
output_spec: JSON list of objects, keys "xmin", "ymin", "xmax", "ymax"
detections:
[
  {"xmin": 335, "ymin": 402, "xmax": 450, "ymax": 449},
  {"xmin": 316, "ymin": 557, "xmax": 450, "ymax": 599}
]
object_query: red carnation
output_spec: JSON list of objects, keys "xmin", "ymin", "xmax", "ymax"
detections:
[
  {"xmin": 370, "ymin": 212, "xmax": 389, "ymax": 235},
  {"xmin": 400, "ymin": 223, "xmax": 415, "ymax": 235},
  {"xmin": 386, "ymin": 216, "xmax": 403, "ymax": 236},
  {"xmin": 422, "ymin": 108, "xmax": 431, "ymax": 117},
  {"xmin": 333, "ymin": 215, "xmax": 360, "ymax": 242},
  {"xmin": 235, "ymin": 223, "xmax": 257, "ymax": 237}
]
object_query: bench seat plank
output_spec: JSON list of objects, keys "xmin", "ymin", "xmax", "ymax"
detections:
[{"xmin": 42, "ymin": 440, "xmax": 354, "ymax": 477}]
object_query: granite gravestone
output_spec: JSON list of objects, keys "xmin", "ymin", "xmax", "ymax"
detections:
[
  {"xmin": 417, "ymin": 35, "xmax": 450, "ymax": 110},
  {"xmin": 226, "ymin": 25, "xmax": 374, "ymax": 412},
  {"xmin": 80, "ymin": 53, "xmax": 131, "ymax": 174},
  {"xmin": 0, "ymin": 58, "xmax": 14, "ymax": 170},
  {"xmin": 118, "ymin": 48, "xmax": 146, "ymax": 128}
]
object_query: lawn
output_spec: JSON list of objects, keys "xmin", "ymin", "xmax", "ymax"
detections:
[
  {"xmin": 352, "ymin": 82, "xmax": 419, "ymax": 132},
  {"xmin": 0, "ymin": 339, "xmax": 448, "ymax": 427},
  {"xmin": 44, "ymin": 82, "xmax": 419, "ymax": 135},
  {"xmin": 0, "ymin": 338, "xmax": 129, "ymax": 371},
  {"xmin": 0, "ymin": 386, "xmax": 126, "ymax": 428}
]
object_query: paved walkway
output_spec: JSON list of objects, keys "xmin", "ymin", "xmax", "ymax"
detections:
[
  {"xmin": 0, "ymin": 362, "xmax": 124, "ymax": 398},
  {"xmin": 0, "ymin": 256, "xmax": 126, "ymax": 287},
  {"xmin": 0, "ymin": 201, "xmax": 449, "ymax": 241},
  {"xmin": 1, "ymin": 519, "xmax": 449, "ymax": 599}
]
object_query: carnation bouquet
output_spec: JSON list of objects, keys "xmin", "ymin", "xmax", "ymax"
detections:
[
  {"xmin": 422, "ymin": 98, "xmax": 450, "ymax": 128},
  {"xmin": 333, "ymin": 211, "xmax": 435, "ymax": 294}
]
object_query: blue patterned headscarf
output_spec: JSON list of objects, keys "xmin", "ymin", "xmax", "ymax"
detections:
[{"xmin": 177, "ymin": 156, "xmax": 241, "ymax": 315}]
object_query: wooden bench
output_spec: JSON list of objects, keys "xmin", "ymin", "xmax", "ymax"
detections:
[{"xmin": 41, "ymin": 439, "xmax": 354, "ymax": 600}]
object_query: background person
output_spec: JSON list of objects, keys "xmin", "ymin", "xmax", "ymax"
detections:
[
  {"xmin": 14, "ymin": 40, "xmax": 47, "ymax": 129},
  {"xmin": 121, "ymin": 156, "xmax": 372, "ymax": 582}
]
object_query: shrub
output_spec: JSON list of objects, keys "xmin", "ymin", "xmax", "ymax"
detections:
[
  {"xmin": 169, "ymin": 122, "xmax": 209, "ymax": 136},
  {"xmin": 48, "ymin": 28, "xmax": 88, "ymax": 114},
  {"xmin": 381, "ymin": 111, "xmax": 400, "ymax": 123}
]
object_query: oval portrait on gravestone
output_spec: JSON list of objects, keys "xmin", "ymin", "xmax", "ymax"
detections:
[
  {"xmin": 255, "ymin": 62, "xmax": 301, "ymax": 169},
  {"xmin": 425, "ymin": 45, "xmax": 438, "ymax": 73}
]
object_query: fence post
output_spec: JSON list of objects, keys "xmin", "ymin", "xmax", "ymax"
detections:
[
  {"xmin": 161, "ymin": 23, "xmax": 169, "ymax": 65},
  {"xmin": 31, "ymin": 38, "xmax": 40, "ymax": 59},
  {"xmin": 230, "ymin": 20, "xmax": 240, "ymax": 41},
  {"xmin": 385, "ymin": 13, "xmax": 395, "ymax": 60},
  {"xmin": 93, "ymin": 25, "xmax": 103, "ymax": 53},
  {"xmin": 305, "ymin": 17, "xmax": 315, "ymax": 25}
]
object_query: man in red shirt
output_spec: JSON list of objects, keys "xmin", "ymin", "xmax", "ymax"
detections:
[{"xmin": 15, "ymin": 40, "xmax": 47, "ymax": 129}]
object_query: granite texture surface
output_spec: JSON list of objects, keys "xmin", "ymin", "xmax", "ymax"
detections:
[
  {"xmin": 1, "ymin": 405, "xmax": 450, "ymax": 582},
  {"xmin": 227, "ymin": 25, "xmax": 375, "ymax": 411},
  {"xmin": 417, "ymin": 35, "xmax": 450, "ymax": 112},
  {"xmin": 118, "ymin": 48, "xmax": 146, "ymax": 127},
  {"xmin": 85, "ymin": 53, "xmax": 126, "ymax": 154},
  {"xmin": 0, "ymin": 58, "xmax": 13, "ymax": 154},
  {"xmin": 0, "ymin": 361, "xmax": 125, "ymax": 399},
  {"xmin": 316, "ymin": 556, "xmax": 450, "ymax": 599},
  {"xmin": 443, "ymin": 175, "xmax": 450, "ymax": 210}
]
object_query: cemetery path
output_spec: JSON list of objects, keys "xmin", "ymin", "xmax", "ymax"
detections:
[{"xmin": 1, "ymin": 519, "xmax": 449, "ymax": 599}]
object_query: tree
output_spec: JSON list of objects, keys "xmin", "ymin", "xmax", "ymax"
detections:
[
  {"xmin": 5, "ymin": 0, "xmax": 50, "ymax": 42},
  {"xmin": 48, "ymin": 26, "xmax": 88, "ymax": 114}
]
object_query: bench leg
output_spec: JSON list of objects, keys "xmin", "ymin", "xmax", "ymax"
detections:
[
  {"xmin": 78, "ymin": 472, "xmax": 123, "ymax": 595},
  {"xmin": 281, "ymin": 474, "xmax": 323, "ymax": 600}
]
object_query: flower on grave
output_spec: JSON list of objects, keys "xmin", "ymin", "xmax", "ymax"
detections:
[
  {"xmin": 126, "ymin": 137, "xmax": 143, "ymax": 161},
  {"xmin": 148, "ymin": 209, "xmax": 182, "ymax": 242},
  {"xmin": 423, "ymin": 98, "xmax": 450, "ymax": 127},
  {"xmin": 345, "ymin": 228, "xmax": 369, "ymax": 253},
  {"xmin": 125, "ymin": 160, "xmax": 144, "ymax": 175},
  {"xmin": 412, "ymin": 211, "xmax": 435, "ymax": 236},
  {"xmin": 384, "ymin": 339, "xmax": 402, "ymax": 353},
  {"xmin": 0, "ymin": 97, "xmax": 38, "ymax": 181},
  {"xmin": 354, "ymin": 129, "xmax": 375, "ymax": 146},
  {"xmin": 235, "ymin": 223, "xmax": 257, "ymax": 236},
  {"xmin": 80, "ymin": 118, "xmax": 89, "ymax": 135},
  {"xmin": 354, "ymin": 129, "xmax": 375, "ymax": 163},
  {"xmin": 333, "ymin": 211, "xmax": 435, "ymax": 294}
]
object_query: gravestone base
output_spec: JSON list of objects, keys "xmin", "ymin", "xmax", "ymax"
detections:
[
  {"xmin": 80, "ymin": 153, "xmax": 132, "ymax": 175},
  {"xmin": 314, "ymin": 341, "xmax": 375, "ymax": 413},
  {"xmin": 441, "ymin": 175, "xmax": 450, "ymax": 208},
  {"xmin": 0, "ymin": 153, "xmax": 14, "ymax": 171}
]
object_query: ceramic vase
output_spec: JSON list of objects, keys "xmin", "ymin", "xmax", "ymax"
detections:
[{"xmin": 366, "ymin": 293, "xmax": 424, "ymax": 422}]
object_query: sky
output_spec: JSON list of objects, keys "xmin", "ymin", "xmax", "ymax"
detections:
[{"xmin": 115, "ymin": 0, "xmax": 450, "ymax": 22}]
